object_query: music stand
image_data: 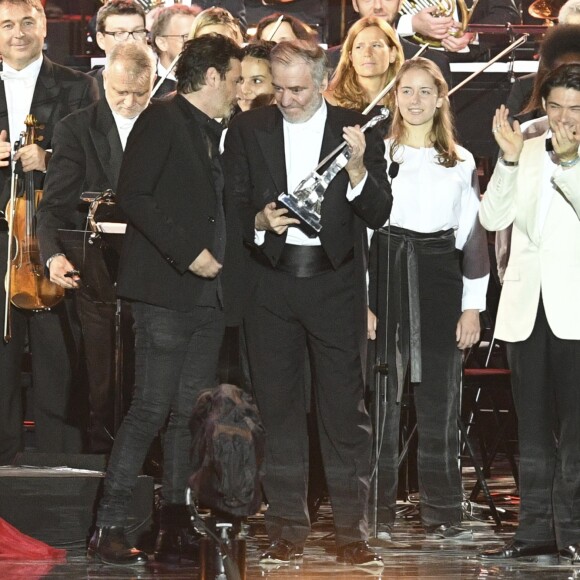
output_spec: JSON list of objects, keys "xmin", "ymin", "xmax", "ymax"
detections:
[{"xmin": 58, "ymin": 227, "xmax": 126, "ymax": 434}]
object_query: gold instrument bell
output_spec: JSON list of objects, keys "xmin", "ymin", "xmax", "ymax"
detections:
[
  {"xmin": 398, "ymin": 0, "xmax": 480, "ymax": 48},
  {"xmin": 528, "ymin": 0, "xmax": 566, "ymax": 23}
]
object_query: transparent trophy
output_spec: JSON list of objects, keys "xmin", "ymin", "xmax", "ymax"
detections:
[{"xmin": 278, "ymin": 108, "xmax": 390, "ymax": 236}]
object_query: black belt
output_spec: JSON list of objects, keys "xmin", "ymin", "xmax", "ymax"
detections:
[
  {"xmin": 252, "ymin": 244, "xmax": 353, "ymax": 278},
  {"xmin": 377, "ymin": 226, "xmax": 456, "ymax": 400}
]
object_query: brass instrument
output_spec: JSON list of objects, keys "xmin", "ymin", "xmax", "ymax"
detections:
[
  {"xmin": 398, "ymin": 0, "xmax": 480, "ymax": 48},
  {"xmin": 528, "ymin": 0, "xmax": 566, "ymax": 23}
]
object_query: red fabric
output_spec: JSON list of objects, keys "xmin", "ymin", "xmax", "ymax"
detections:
[{"xmin": 0, "ymin": 518, "xmax": 66, "ymax": 561}]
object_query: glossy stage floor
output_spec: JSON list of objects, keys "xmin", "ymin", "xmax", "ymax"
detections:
[{"xmin": 1, "ymin": 468, "xmax": 577, "ymax": 580}]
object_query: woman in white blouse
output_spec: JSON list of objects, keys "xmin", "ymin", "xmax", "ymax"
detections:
[{"xmin": 368, "ymin": 58, "xmax": 489, "ymax": 541}]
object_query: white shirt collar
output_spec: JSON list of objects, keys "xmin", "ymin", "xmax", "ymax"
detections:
[
  {"xmin": 282, "ymin": 99, "xmax": 327, "ymax": 134},
  {"xmin": 111, "ymin": 110, "xmax": 139, "ymax": 130},
  {"xmin": 157, "ymin": 60, "xmax": 176, "ymax": 82},
  {"xmin": 1, "ymin": 54, "xmax": 43, "ymax": 82}
]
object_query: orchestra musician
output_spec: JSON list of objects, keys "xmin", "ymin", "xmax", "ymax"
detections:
[
  {"xmin": 36, "ymin": 42, "xmax": 156, "ymax": 454},
  {"xmin": 88, "ymin": 34, "xmax": 243, "ymax": 566},
  {"xmin": 325, "ymin": 16, "xmax": 404, "ymax": 115},
  {"xmin": 0, "ymin": 0, "xmax": 98, "ymax": 465},
  {"xmin": 352, "ymin": 0, "xmax": 520, "ymax": 57},
  {"xmin": 188, "ymin": 6, "xmax": 244, "ymax": 44},
  {"xmin": 327, "ymin": 0, "xmax": 451, "ymax": 87},
  {"xmin": 91, "ymin": 0, "xmax": 147, "ymax": 97},
  {"xmin": 150, "ymin": 2, "xmax": 200, "ymax": 98}
]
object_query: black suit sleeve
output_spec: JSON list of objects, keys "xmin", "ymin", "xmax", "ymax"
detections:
[
  {"xmin": 37, "ymin": 117, "xmax": 86, "ymax": 264},
  {"xmin": 348, "ymin": 125, "xmax": 392, "ymax": 230},
  {"xmin": 116, "ymin": 105, "xmax": 205, "ymax": 274},
  {"xmin": 78, "ymin": 76, "xmax": 99, "ymax": 109},
  {"xmin": 223, "ymin": 122, "xmax": 261, "ymax": 247},
  {"xmin": 472, "ymin": 0, "xmax": 520, "ymax": 24}
]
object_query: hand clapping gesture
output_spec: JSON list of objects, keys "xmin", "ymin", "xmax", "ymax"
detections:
[{"xmin": 492, "ymin": 105, "xmax": 523, "ymax": 163}]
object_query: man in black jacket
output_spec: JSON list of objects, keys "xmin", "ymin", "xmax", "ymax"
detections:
[
  {"xmin": 223, "ymin": 40, "xmax": 391, "ymax": 567},
  {"xmin": 36, "ymin": 42, "xmax": 156, "ymax": 454},
  {"xmin": 88, "ymin": 34, "xmax": 243, "ymax": 567},
  {"xmin": 0, "ymin": 0, "xmax": 98, "ymax": 464}
]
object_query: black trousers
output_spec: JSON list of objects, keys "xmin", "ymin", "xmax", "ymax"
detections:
[
  {"xmin": 0, "ymin": 303, "xmax": 81, "ymax": 464},
  {"xmin": 245, "ymin": 259, "xmax": 372, "ymax": 547},
  {"xmin": 74, "ymin": 290, "xmax": 117, "ymax": 453},
  {"xmin": 508, "ymin": 298, "xmax": 580, "ymax": 549},
  {"xmin": 97, "ymin": 302, "xmax": 224, "ymax": 526},
  {"xmin": 371, "ymin": 229, "xmax": 463, "ymax": 528}
]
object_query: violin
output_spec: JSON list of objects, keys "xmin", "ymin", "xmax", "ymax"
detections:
[{"xmin": 3, "ymin": 114, "xmax": 64, "ymax": 342}]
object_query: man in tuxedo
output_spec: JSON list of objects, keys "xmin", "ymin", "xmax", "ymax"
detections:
[
  {"xmin": 0, "ymin": 0, "xmax": 98, "ymax": 465},
  {"xmin": 150, "ymin": 3, "xmax": 200, "ymax": 98},
  {"xmin": 352, "ymin": 0, "xmax": 519, "ymax": 61},
  {"xmin": 36, "ymin": 42, "xmax": 155, "ymax": 454},
  {"xmin": 88, "ymin": 34, "xmax": 243, "ymax": 566},
  {"xmin": 91, "ymin": 0, "xmax": 147, "ymax": 97},
  {"xmin": 479, "ymin": 64, "xmax": 580, "ymax": 563},
  {"xmin": 223, "ymin": 40, "xmax": 391, "ymax": 567}
]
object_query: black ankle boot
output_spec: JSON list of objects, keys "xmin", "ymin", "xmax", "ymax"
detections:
[
  {"xmin": 154, "ymin": 504, "xmax": 202, "ymax": 564},
  {"xmin": 87, "ymin": 526, "xmax": 148, "ymax": 566}
]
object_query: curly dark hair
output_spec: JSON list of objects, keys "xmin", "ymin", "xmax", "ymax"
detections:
[{"xmin": 523, "ymin": 25, "xmax": 580, "ymax": 114}]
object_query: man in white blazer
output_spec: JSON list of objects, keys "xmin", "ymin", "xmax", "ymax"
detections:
[{"xmin": 479, "ymin": 64, "xmax": 580, "ymax": 564}]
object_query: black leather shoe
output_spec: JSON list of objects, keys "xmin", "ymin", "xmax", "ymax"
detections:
[
  {"xmin": 480, "ymin": 539, "xmax": 558, "ymax": 560},
  {"xmin": 560, "ymin": 543, "xmax": 580, "ymax": 563},
  {"xmin": 87, "ymin": 526, "xmax": 148, "ymax": 566},
  {"xmin": 154, "ymin": 527, "xmax": 202, "ymax": 564},
  {"xmin": 259, "ymin": 539, "xmax": 303, "ymax": 565},
  {"xmin": 425, "ymin": 523, "xmax": 472, "ymax": 540},
  {"xmin": 336, "ymin": 541, "xmax": 384, "ymax": 567}
]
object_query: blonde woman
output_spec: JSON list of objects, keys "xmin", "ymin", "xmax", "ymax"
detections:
[
  {"xmin": 188, "ymin": 6, "xmax": 243, "ymax": 44},
  {"xmin": 369, "ymin": 58, "xmax": 489, "ymax": 541},
  {"xmin": 325, "ymin": 17, "xmax": 403, "ymax": 113}
]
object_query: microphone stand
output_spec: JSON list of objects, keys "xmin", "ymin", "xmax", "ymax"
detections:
[{"xmin": 371, "ymin": 162, "xmax": 398, "ymax": 538}]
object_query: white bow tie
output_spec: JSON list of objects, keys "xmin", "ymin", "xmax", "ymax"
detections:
[{"xmin": 0, "ymin": 69, "xmax": 37, "ymax": 83}]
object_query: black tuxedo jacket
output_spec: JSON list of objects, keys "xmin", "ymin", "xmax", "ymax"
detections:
[
  {"xmin": 36, "ymin": 98, "xmax": 124, "ymax": 263},
  {"xmin": 223, "ymin": 102, "xmax": 392, "ymax": 368},
  {"xmin": 223, "ymin": 102, "xmax": 391, "ymax": 269},
  {"xmin": 153, "ymin": 75, "xmax": 177, "ymax": 99},
  {"xmin": 88, "ymin": 66, "xmax": 105, "ymax": 98},
  {"xmin": 469, "ymin": 0, "xmax": 520, "ymax": 25},
  {"xmin": 0, "ymin": 56, "xmax": 98, "ymax": 211},
  {"xmin": 115, "ymin": 94, "xmax": 231, "ymax": 313}
]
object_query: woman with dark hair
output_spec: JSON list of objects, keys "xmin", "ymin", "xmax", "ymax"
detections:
[
  {"xmin": 368, "ymin": 57, "xmax": 489, "ymax": 541},
  {"xmin": 253, "ymin": 12, "xmax": 316, "ymax": 43},
  {"xmin": 237, "ymin": 41, "xmax": 275, "ymax": 112},
  {"xmin": 325, "ymin": 17, "xmax": 403, "ymax": 113}
]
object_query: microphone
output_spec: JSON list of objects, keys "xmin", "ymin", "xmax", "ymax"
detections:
[{"xmin": 388, "ymin": 161, "xmax": 399, "ymax": 181}]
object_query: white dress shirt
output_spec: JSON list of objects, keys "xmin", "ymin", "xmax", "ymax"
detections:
[
  {"xmin": 382, "ymin": 141, "xmax": 488, "ymax": 311},
  {"xmin": 256, "ymin": 100, "xmax": 367, "ymax": 246},
  {"xmin": 111, "ymin": 111, "xmax": 139, "ymax": 151},
  {"xmin": 2, "ymin": 55, "xmax": 43, "ymax": 148}
]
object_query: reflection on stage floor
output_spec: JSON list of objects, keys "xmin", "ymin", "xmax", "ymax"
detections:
[{"xmin": 1, "ymin": 467, "xmax": 577, "ymax": 579}]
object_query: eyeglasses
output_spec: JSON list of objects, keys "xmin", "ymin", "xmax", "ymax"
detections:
[
  {"xmin": 103, "ymin": 29, "xmax": 148, "ymax": 41},
  {"xmin": 159, "ymin": 34, "xmax": 189, "ymax": 42}
]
